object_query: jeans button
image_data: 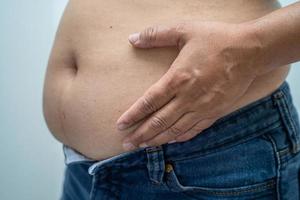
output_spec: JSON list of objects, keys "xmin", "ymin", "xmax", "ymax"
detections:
[{"xmin": 165, "ymin": 163, "xmax": 173, "ymax": 173}]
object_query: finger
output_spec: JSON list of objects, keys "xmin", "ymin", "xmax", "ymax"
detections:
[
  {"xmin": 128, "ymin": 22, "xmax": 189, "ymax": 49},
  {"xmin": 116, "ymin": 69, "xmax": 178, "ymax": 130},
  {"xmin": 139, "ymin": 111, "xmax": 199, "ymax": 147},
  {"xmin": 117, "ymin": 41, "xmax": 191, "ymax": 131},
  {"xmin": 175, "ymin": 118, "xmax": 216, "ymax": 142},
  {"xmin": 122, "ymin": 97, "xmax": 186, "ymax": 150}
]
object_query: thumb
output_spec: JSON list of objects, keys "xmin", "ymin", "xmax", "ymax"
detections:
[{"xmin": 128, "ymin": 23, "xmax": 188, "ymax": 49}]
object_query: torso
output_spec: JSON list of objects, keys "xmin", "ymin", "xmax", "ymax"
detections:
[{"xmin": 43, "ymin": 0, "xmax": 290, "ymax": 160}]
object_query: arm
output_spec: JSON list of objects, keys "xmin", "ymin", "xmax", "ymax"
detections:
[{"xmin": 250, "ymin": 1, "xmax": 300, "ymax": 75}]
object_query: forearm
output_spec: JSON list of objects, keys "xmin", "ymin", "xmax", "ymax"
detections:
[{"xmin": 248, "ymin": 1, "xmax": 300, "ymax": 75}]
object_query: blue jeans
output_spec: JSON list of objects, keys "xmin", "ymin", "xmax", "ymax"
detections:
[{"xmin": 61, "ymin": 81, "xmax": 300, "ymax": 200}]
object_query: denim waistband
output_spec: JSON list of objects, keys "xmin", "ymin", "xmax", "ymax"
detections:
[{"xmin": 63, "ymin": 81, "xmax": 299, "ymax": 176}]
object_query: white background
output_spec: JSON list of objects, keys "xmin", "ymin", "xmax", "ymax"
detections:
[{"xmin": 0, "ymin": 0, "xmax": 299, "ymax": 199}]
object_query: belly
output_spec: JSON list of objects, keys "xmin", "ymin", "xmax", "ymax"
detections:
[{"xmin": 43, "ymin": 0, "xmax": 290, "ymax": 160}]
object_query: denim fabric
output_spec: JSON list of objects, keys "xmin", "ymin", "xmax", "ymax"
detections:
[{"xmin": 61, "ymin": 81, "xmax": 300, "ymax": 200}]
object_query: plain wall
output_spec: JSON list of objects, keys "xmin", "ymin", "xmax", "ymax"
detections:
[
  {"xmin": 0, "ymin": 0, "xmax": 299, "ymax": 199},
  {"xmin": 0, "ymin": 1, "xmax": 68, "ymax": 200}
]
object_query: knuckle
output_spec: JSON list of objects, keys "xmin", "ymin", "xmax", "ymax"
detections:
[
  {"xmin": 169, "ymin": 70, "xmax": 191, "ymax": 89},
  {"xmin": 140, "ymin": 96, "xmax": 156, "ymax": 114},
  {"xmin": 168, "ymin": 126, "xmax": 184, "ymax": 136},
  {"xmin": 149, "ymin": 115, "xmax": 168, "ymax": 131},
  {"xmin": 175, "ymin": 22, "xmax": 188, "ymax": 34},
  {"xmin": 141, "ymin": 25, "xmax": 159, "ymax": 46},
  {"xmin": 177, "ymin": 71, "xmax": 192, "ymax": 84},
  {"xmin": 174, "ymin": 22, "xmax": 190, "ymax": 47}
]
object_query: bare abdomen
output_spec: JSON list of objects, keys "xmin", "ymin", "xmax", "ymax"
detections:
[{"xmin": 43, "ymin": 0, "xmax": 289, "ymax": 160}]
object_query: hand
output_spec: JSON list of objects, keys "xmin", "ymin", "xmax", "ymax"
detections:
[{"xmin": 117, "ymin": 20, "xmax": 262, "ymax": 151}]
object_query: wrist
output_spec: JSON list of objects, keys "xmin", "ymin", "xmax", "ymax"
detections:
[{"xmin": 239, "ymin": 19, "xmax": 273, "ymax": 77}]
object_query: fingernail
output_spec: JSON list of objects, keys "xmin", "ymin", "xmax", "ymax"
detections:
[
  {"xmin": 168, "ymin": 140, "xmax": 177, "ymax": 144},
  {"xmin": 139, "ymin": 142, "xmax": 149, "ymax": 148},
  {"xmin": 128, "ymin": 32, "xmax": 140, "ymax": 44},
  {"xmin": 117, "ymin": 122, "xmax": 129, "ymax": 130},
  {"xmin": 123, "ymin": 142, "xmax": 136, "ymax": 151}
]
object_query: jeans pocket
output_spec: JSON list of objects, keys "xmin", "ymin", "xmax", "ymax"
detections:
[{"xmin": 164, "ymin": 136, "xmax": 277, "ymax": 199}]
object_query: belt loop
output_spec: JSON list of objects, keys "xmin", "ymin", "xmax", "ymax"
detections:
[
  {"xmin": 145, "ymin": 145, "xmax": 166, "ymax": 184},
  {"xmin": 272, "ymin": 90, "xmax": 300, "ymax": 154}
]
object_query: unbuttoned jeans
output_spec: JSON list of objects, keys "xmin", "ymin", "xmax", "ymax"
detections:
[{"xmin": 61, "ymin": 81, "xmax": 300, "ymax": 200}]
